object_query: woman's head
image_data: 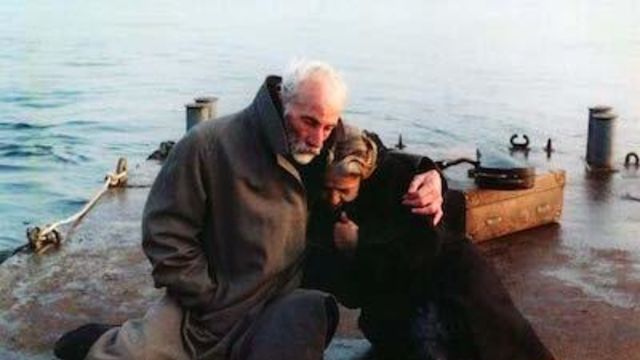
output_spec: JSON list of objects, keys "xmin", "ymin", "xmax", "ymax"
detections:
[{"xmin": 324, "ymin": 125, "xmax": 378, "ymax": 208}]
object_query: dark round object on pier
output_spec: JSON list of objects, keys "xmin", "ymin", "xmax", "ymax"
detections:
[
  {"xmin": 437, "ymin": 156, "xmax": 535, "ymax": 190},
  {"xmin": 471, "ymin": 164, "xmax": 536, "ymax": 190}
]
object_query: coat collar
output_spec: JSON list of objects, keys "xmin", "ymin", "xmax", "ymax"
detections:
[
  {"xmin": 254, "ymin": 75, "xmax": 289, "ymax": 157},
  {"xmin": 252, "ymin": 76, "xmax": 305, "ymax": 184}
]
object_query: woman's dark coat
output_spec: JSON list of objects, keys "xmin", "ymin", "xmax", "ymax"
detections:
[{"xmin": 304, "ymin": 146, "xmax": 555, "ymax": 360}]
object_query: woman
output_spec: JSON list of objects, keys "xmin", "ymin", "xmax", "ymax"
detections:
[{"xmin": 304, "ymin": 125, "xmax": 555, "ymax": 360}]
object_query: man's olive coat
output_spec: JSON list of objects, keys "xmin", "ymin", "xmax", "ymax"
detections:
[{"xmin": 142, "ymin": 76, "xmax": 323, "ymax": 358}]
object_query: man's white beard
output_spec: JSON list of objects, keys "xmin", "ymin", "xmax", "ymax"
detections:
[
  {"xmin": 284, "ymin": 116, "xmax": 321, "ymax": 165},
  {"xmin": 292, "ymin": 152, "xmax": 316, "ymax": 165},
  {"xmin": 290, "ymin": 141, "xmax": 321, "ymax": 165}
]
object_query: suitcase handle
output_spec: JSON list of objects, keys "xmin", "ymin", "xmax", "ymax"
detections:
[{"xmin": 485, "ymin": 216, "xmax": 503, "ymax": 226}]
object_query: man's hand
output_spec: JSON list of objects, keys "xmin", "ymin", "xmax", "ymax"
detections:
[
  {"xmin": 402, "ymin": 169, "xmax": 444, "ymax": 226},
  {"xmin": 333, "ymin": 212, "xmax": 359, "ymax": 251}
]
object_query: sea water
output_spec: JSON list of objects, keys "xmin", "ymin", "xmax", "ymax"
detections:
[{"xmin": 0, "ymin": 0, "xmax": 638, "ymax": 251}]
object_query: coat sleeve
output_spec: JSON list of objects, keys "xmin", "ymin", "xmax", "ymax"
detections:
[
  {"xmin": 363, "ymin": 130, "xmax": 448, "ymax": 199},
  {"xmin": 390, "ymin": 151, "xmax": 448, "ymax": 195},
  {"xmin": 304, "ymin": 204, "xmax": 363, "ymax": 308},
  {"xmin": 142, "ymin": 129, "xmax": 216, "ymax": 312}
]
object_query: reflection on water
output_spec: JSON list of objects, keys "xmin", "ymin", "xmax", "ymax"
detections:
[
  {"xmin": 0, "ymin": 0, "xmax": 639, "ymax": 251},
  {"xmin": 584, "ymin": 171, "xmax": 615, "ymax": 203}
]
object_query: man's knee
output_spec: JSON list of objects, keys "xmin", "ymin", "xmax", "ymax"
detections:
[
  {"xmin": 233, "ymin": 289, "xmax": 339, "ymax": 360},
  {"xmin": 265, "ymin": 289, "xmax": 338, "ymax": 342}
]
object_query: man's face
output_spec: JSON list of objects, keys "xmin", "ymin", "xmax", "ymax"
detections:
[
  {"xmin": 283, "ymin": 78, "xmax": 342, "ymax": 165},
  {"xmin": 324, "ymin": 173, "xmax": 361, "ymax": 209}
]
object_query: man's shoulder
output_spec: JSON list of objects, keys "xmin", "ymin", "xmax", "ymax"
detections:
[
  {"xmin": 192, "ymin": 109, "xmax": 241, "ymax": 134},
  {"xmin": 188, "ymin": 107, "xmax": 270, "ymax": 165},
  {"xmin": 188, "ymin": 108, "xmax": 252, "ymax": 144}
]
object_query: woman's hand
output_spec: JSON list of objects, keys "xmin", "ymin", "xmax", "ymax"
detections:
[{"xmin": 333, "ymin": 211, "xmax": 359, "ymax": 251}]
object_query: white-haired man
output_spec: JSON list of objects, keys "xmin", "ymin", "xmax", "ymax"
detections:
[{"xmin": 54, "ymin": 60, "xmax": 445, "ymax": 360}]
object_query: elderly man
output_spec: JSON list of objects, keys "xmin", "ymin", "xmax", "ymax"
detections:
[{"xmin": 54, "ymin": 60, "xmax": 444, "ymax": 360}]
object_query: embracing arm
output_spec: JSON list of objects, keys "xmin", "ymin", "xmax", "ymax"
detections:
[
  {"xmin": 363, "ymin": 131, "xmax": 447, "ymax": 225},
  {"xmin": 390, "ymin": 151, "xmax": 448, "ymax": 226},
  {"xmin": 142, "ymin": 129, "xmax": 216, "ymax": 312},
  {"xmin": 405, "ymin": 156, "xmax": 448, "ymax": 223}
]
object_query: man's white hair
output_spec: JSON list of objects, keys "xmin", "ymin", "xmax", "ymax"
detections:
[{"xmin": 281, "ymin": 59, "xmax": 348, "ymax": 107}]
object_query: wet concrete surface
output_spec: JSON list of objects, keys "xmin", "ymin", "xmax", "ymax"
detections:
[
  {"xmin": 0, "ymin": 151, "xmax": 639, "ymax": 359},
  {"xmin": 446, "ymin": 151, "xmax": 640, "ymax": 360},
  {"xmin": 0, "ymin": 162, "xmax": 163, "ymax": 360}
]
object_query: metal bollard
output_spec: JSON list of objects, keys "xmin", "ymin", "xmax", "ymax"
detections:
[
  {"xmin": 586, "ymin": 107, "xmax": 617, "ymax": 169},
  {"xmin": 586, "ymin": 106, "xmax": 612, "ymax": 161},
  {"xmin": 194, "ymin": 96, "xmax": 219, "ymax": 120},
  {"xmin": 185, "ymin": 103, "xmax": 209, "ymax": 131}
]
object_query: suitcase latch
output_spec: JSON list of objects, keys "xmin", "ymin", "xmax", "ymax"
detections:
[
  {"xmin": 485, "ymin": 216, "xmax": 503, "ymax": 226},
  {"xmin": 536, "ymin": 203, "xmax": 551, "ymax": 214}
]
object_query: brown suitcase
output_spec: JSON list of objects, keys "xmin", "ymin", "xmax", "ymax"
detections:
[{"xmin": 446, "ymin": 170, "xmax": 566, "ymax": 243}]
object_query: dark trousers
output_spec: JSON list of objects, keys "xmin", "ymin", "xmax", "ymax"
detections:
[
  {"xmin": 231, "ymin": 289, "xmax": 339, "ymax": 360},
  {"xmin": 87, "ymin": 290, "xmax": 338, "ymax": 360}
]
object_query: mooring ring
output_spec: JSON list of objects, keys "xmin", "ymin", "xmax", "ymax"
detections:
[
  {"xmin": 510, "ymin": 134, "xmax": 530, "ymax": 150},
  {"xmin": 625, "ymin": 152, "xmax": 639, "ymax": 167}
]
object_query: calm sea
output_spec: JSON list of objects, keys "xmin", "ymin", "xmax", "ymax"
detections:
[{"xmin": 0, "ymin": 0, "xmax": 638, "ymax": 251}]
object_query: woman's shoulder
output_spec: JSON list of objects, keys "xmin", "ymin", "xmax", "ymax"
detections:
[{"xmin": 366, "ymin": 150, "xmax": 417, "ymax": 196}]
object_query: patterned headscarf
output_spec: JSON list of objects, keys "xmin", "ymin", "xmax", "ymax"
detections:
[{"xmin": 327, "ymin": 124, "xmax": 378, "ymax": 180}]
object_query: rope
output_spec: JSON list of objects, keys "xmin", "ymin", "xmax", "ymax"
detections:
[{"xmin": 26, "ymin": 158, "xmax": 128, "ymax": 255}]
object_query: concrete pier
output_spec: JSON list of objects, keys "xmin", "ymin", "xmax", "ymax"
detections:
[{"xmin": 0, "ymin": 147, "xmax": 639, "ymax": 359}]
